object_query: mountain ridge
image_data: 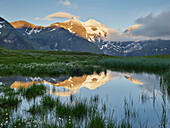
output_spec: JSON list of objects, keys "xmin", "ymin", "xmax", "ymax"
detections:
[
  {"xmin": 11, "ymin": 20, "xmax": 44, "ymax": 29},
  {"xmin": 9, "ymin": 17, "xmax": 103, "ymax": 54},
  {"xmin": 2, "ymin": 17, "xmax": 169, "ymax": 56},
  {"xmin": 96, "ymin": 39, "xmax": 170, "ymax": 56},
  {"xmin": 11, "ymin": 18, "xmax": 109, "ymax": 42}
]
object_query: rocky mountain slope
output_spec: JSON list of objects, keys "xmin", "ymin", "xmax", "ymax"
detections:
[
  {"xmin": 95, "ymin": 39, "xmax": 170, "ymax": 56},
  {"xmin": 51, "ymin": 17, "xmax": 109, "ymax": 42},
  {"xmin": 11, "ymin": 17, "xmax": 109, "ymax": 42},
  {"xmin": 0, "ymin": 17, "xmax": 39, "ymax": 50},
  {"xmin": 11, "ymin": 23, "xmax": 102, "ymax": 53}
]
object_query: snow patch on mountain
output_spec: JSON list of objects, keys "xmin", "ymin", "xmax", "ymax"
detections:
[
  {"xmin": 83, "ymin": 19, "xmax": 109, "ymax": 41},
  {"xmin": 50, "ymin": 28, "xmax": 56, "ymax": 32},
  {"xmin": 26, "ymin": 28, "xmax": 42, "ymax": 35},
  {"xmin": 0, "ymin": 21, "xmax": 6, "ymax": 28},
  {"xmin": 96, "ymin": 40, "xmax": 150, "ymax": 56},
  {"xmin": 34, "ymin": 29, "xmax": 42, "ymax": 33},
  {"xmin": 124, "ymin": 43, "xmax": 143, "ymax": 53},
  {"xmin": 84, "ymin": 19, "xmax": 104, "ymax": 27}
]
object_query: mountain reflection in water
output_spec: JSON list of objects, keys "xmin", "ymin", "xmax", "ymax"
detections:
[
  {"xmin": 6, "ymin": 71, "xmax": 169, "ymax": 127},
  {"xmin": 10, "ymin": 71, "xmax": 146, "ymax": 97}
]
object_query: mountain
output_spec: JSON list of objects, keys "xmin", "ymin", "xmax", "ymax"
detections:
[
  {"xmin": 11, "ymin": 19, "xmax": 103, "ymax": 54},
  {"xmin": 0, "ymin": 17, "xmax": 39, "ymax": 50},
  {"xmin": 51, "ymin": 17, "xmax": 109, "ymax": 42},
  {"xmin": 11, "ymin": 20, "xmax": 44, "ymax": 29},
  {"xmin": 11, "ymin": 20, "xmax": 45, "ymax": 37},
  {"xmin": 11, "ymin": 17, "xmax": 109, "ymax": 42},
  {"xmin": 96, "ymin": 39, "xmax": 170, "ymax": 56},
  {"xmin": 8, "ymin": 18, "xmax": 170, "ymax": 56}
]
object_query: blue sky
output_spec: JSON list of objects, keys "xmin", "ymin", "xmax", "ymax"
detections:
[{"xmin": 0, "ymin": 0, "xmax": 170, "ymax": 31}]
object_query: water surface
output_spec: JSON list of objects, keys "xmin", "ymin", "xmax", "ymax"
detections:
[{"xmin": 0, "ymin": 70, "xmax": 170, "ymax": 127}]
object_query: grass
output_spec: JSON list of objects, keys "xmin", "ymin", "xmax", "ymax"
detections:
[
  {"xmin": 164, "ymin": 70, "xmax": 170, "ymax": 92},
  {"xmin": 124, "ymin": 98, "xmax": 137, "ymax": 119},
  {"xmin": 0, "ymin": 48, "xmax": 169, "ymax": 81},
  {"xmin": 27, "ymin": 94, "xmax": 91, "ymax": 119},
  {"xmin": 0, "ymin": 48, "xmax": 109, "ymax": 64},
  {"xmin": 0, "ymin": 108, "xmax": 11, "ymax": 127},
  {"xmin": 98, "ymin": 57, "xmax": 169, "ymax": 74},
  {"xmin": 27, "ymin": 104, "xmax": 45, "ymax": 115},
  {"xmin": 22, "ymin": 84, "xmax": 46, "ymax": 99},
  {"xmin": 41, "ymin": 95, "xmax": 56, "ymax": 109},
  {"xmin": 97, "ymin": 57, "xmax": 170, "ymax": 93},
  {"xmin": 26, "ymin": 94, "xmax": 110, "ymax": 127},
  {"xmin": 0, "ymin": 95, "xmax": 21, "ymax": 109},
  {"xmin": 88, "ymin": 115, "xmax": 106, "ymax": 128},
  {"xmin": 0, "ymin": 84, "xmax": 169, "ymax": 128},
  {"xmin": 11, "ymin": 117, "xmax": 27, "ymax": 128},
  {"xmin": 0, "ymin": 86, "xmax": 20, "ymax": 96},
  {"xmin": 0, "ymin": 48, "xmax": 169, "ymax": 76},
  {"xmin": 160, "ymin": 104, "xmax": 168, "ymax": 128},
  {"xmin": 55, "ymin": 99, "xmax": 91, "ymax": 118}
]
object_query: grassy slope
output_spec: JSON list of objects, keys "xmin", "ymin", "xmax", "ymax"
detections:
[
  {"xmin": 0, "ymin": 47, "xmax": 111, "ymax": 64},
  {"xmin": 1, "ymin": 47, "xmax": 169, "ymax": 63}
]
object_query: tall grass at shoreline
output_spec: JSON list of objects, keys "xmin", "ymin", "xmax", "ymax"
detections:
[{"xmin": 97, "ymin": 58, "xmax": 170, "ymax": 87}]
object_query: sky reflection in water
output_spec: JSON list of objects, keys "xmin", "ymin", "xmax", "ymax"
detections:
[{"xmin": 0, "ymin": 70, "xmax": 169, "ymax": 127}]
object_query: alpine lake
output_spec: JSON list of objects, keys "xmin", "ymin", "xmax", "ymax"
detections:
[
  {"xmin": 0, "ymin": 70, "xmax": 170, "ymax": 128},
  {"xmin": 0, "ymin": 49, "xmax": 170, "ymax": 128}
]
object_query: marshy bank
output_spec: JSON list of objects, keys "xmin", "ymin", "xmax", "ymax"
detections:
[
  {"xmin": 0, "ymin": 48, "xmax": 169, "ymax": 81},
  {"xmin": 0, "ymin": 48, "xmax": 170, "ymax": 127}
]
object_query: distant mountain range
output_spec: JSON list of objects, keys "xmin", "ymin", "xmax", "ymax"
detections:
[
  {"xmin": 95, "ymin": 39, "xmax": 170, "ymax": 56},
  {"xmin": 0, "ymin": 17, "xmax": 102, "ymax": 54},
  {"xmin": 0, "ymin": 16, "xmax": 170, "ymax": 56},
  {"xmin": 11, "ymin": 17, "xmax": 109, "ymax": 42}
]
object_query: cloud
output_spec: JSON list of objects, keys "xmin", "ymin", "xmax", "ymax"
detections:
[
  {"xmin": 35, "ymin": 12, "xmax": 79, "ymax": 21},
  {"xmin": 106, "ymin": 29, "xmax": 149, "ymax": 41},
  {"xmin": 35, "ymin": 17, "xmax": 40, "ymax": 20},
  {"xmin": 58, "ymin": 0, "xmax": 71, "ymax": 6},
  {"xmin": 130, "ymin": 10, "xmax": 170, "ymax": 38},
  {"xmin": 44, "ymin": 12, "xmax": 79, "ymax": 20},
  {"xmin": 62, "ymin": 0, "xmax": 71, "ymax": 6}
]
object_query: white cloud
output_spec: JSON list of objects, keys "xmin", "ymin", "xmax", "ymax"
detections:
[
  {"xmin": 58, "ymin": 0, "xmax": 71, "ymax": 6},
  {"xmin": 106, "ymin": 28, "xmax": 149, "ymax": 42},
  {"xmin": 106, "ymin": 10, "xmax": 170, "ymax": 41},
  {"xmin": 45, "ymin": 12, "xmax": 79, "ymax": 20},
  {"xmin": 130, "ymin": 10, "xmax": 170, "ymax": 38}
]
